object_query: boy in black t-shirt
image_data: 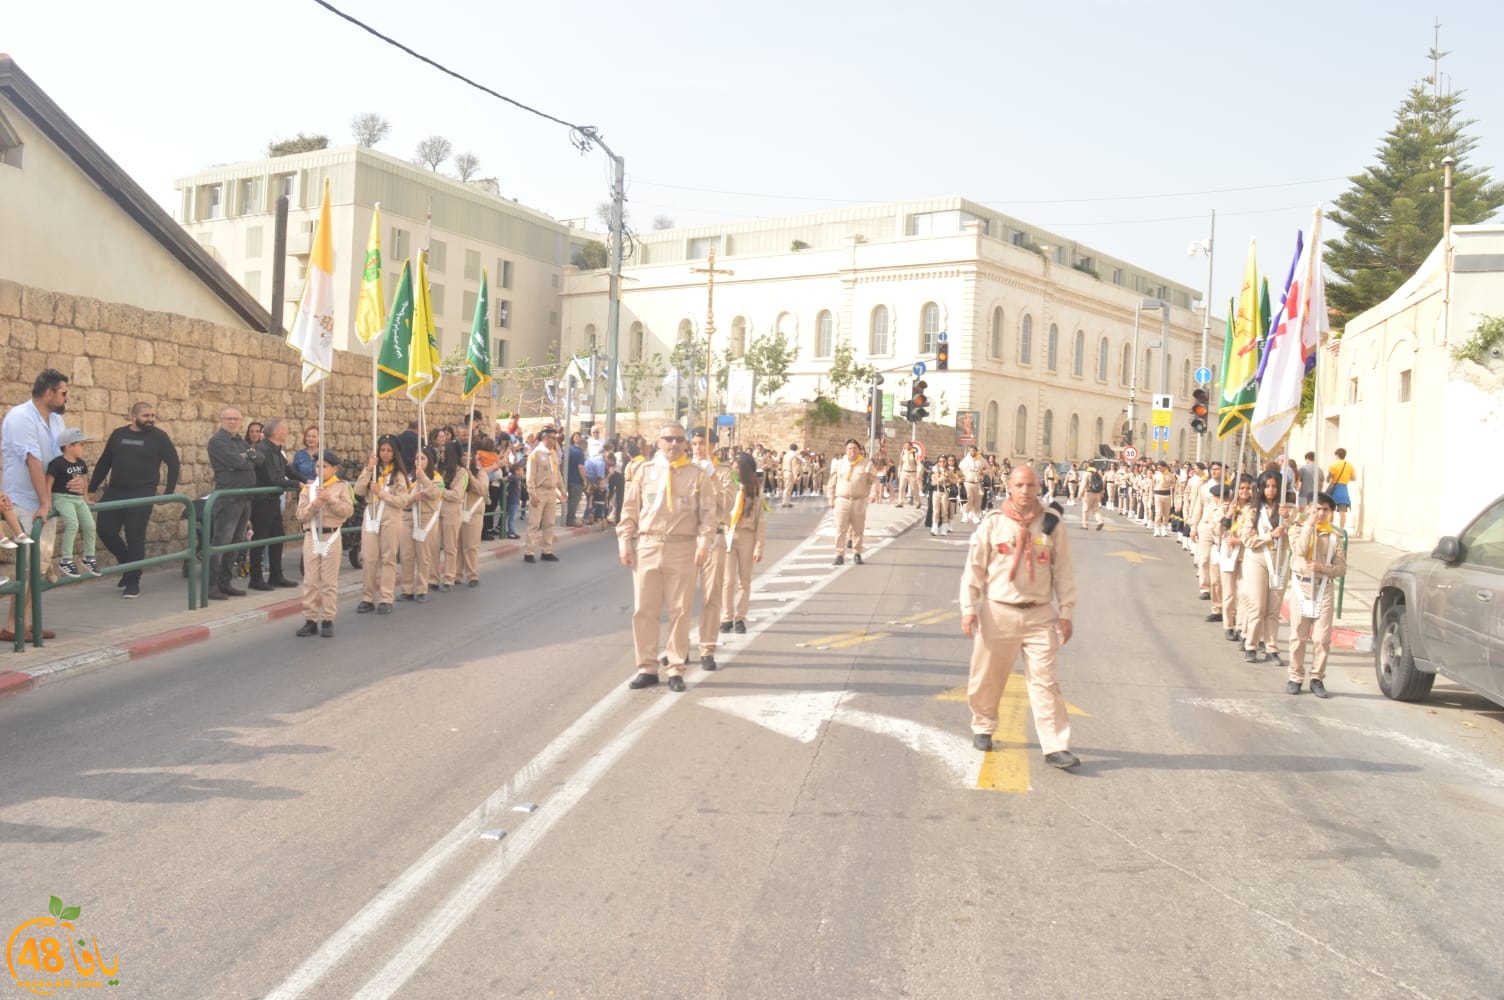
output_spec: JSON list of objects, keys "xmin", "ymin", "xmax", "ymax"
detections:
[{"xmin": 47, "ymin": 428, "xmax": 101, "ymax": 578}]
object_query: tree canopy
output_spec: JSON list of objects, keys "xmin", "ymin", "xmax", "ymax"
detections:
[
  {"xmin": 350, "ymin": 113, "xmax": 391, "ymax": 148},
  {"xmin": 266, "ymin": 132, "xmax": 329, "ymax": 157},
  {"xmin": 414, "ymin": 135, "xmax": 453, "ymax": 171}
]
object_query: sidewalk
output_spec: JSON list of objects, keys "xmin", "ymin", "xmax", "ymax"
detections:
[{"xmin": 1316, "ymin": 535, "xmax": 1408, "ymax": 652}]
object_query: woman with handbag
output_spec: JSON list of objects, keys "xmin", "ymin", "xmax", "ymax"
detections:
[{"xmin": 1326, "ymin": 448, "xmax": 1356, "ymax": 528}]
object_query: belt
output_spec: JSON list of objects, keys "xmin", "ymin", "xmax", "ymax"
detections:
[
  {"xmin": 715, "ymin": 528, "xmax": 725, "ymax": 534},
  {"xmin": 638, "ymin": 532, "xmax": 696, "ymax": 541},
  {"xmin": 1001, "ymin": 601, "xmax": 1040, "ymax": 609},
  {"xmin": 1294, "ymin": 573, "xmax": 1310, "ymax": 582}
]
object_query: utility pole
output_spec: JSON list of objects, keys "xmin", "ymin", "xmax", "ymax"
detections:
[
  {"xmin": 690, "ymin": 246, "xmax": 734, "ymax": 440},
  {"xmin": 570, "ymin": 127, "xmax": 626, "ymax": 441},
  {"xmin": 1190, "ymin": 210, "xmax": 1216, "ymax": 461}
]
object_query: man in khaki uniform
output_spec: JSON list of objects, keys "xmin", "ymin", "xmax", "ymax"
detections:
[
  {"xmin": 1286, "ymin": 492, "xmax": 1347, "ymax": 698},
  {"xmin": 1188, "ymin": 462, "xmax": 1223, "ymax": 600},
  {"xmin": 826, "ymin": 439, "xmax": 875, "ymax": 565},
  {"xmin": 524, "ymin": 427, "xmax": 565, "ymax": 563},
  {"xmin": 779, "ymin": 443, "xmax": 801, "ymax": 507},
  {"xmin": 294, "ymin": 459, "xmax": 354, "ymax": 637},
  {"xmin": 618, "ymin": 424, "xmax": 716, "ymax": 692},
  {"xmin": 959, "ymin": 446, "xmax": 984, "ymax": 522},
  {"xmin": 896, "ymin": 443, "xmax": 921, "ymax": 507},
  {"xmin": 1080, "ymin": 463, "xmax": 1105, "ymax": 530},
  {"xmin": 960, "ymin": 465, "xmax": 1080, "ymax": 769},
  {"xmin": 692, "ymin": 434, "xmax": 736, "ymax": 671}
]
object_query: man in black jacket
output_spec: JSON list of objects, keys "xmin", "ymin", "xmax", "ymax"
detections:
[
  {"xmin": 248, "ymin": 418, "xmax": 304, "ymax": 591},
  {"xmin": 88, "ymin": 402, "xmax": 181, "ymax": 599},
  {"xmin": 207, "ymin": 406, "xmax": 261, "ymax": 599}
]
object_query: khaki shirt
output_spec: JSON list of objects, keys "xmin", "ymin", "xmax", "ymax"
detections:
[
  {"xmin": 960, "ymin": 507, "xmax": 1077, "ymax": 619},
  {"xmin": 355, "ymin": 466, "xmax": 411, "ymax": 524},
  {"xmin": 617, "ymin": 456, "xmax": 716, "ymax": 555},
  {"xmin": 700, "ymin": 459, "xmax": 737, "ymax": 526},
  {"xmin": 297, "ymin": 476, "xmax": 355, "ymax": 529},
  {"xmin": 1291, "ymin": 520, "xmax": 1347, "ymax": 582},
  {"xmin": 827, "ymin": 457, "xmax": 875, "ymax": 501},
  {"xmin": 900, "ymin": 451, "xmax": 919, "ymax": 475},
  {"xmin": 781, "ymin": 450, "xmax": 801, "ymax": 482},
  {"xmin": 526, "ymin": 444, "xmax": 562, "ymax": 496}
]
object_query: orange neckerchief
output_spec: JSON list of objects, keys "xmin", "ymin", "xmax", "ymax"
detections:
[{"xmin": 998, "ymin": 498, "xmax": 1043, "ymax": 582}]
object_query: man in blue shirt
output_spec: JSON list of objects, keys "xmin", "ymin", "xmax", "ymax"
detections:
[
  {"xmin": 583, "ymin": 449, "xmax": 607, "ymax": 524},
  {"xmin": 2, "ymin": 369, "xmax": 74, "ymax": 641},
  {"xmin": 565, "ymin": 432, "xmax": 586, "ymax": 527}
]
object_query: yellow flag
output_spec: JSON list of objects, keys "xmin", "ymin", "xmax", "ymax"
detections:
[
  {"xmin": 407, "ymin": 250, "xmax": 442, "ymax": 404},
  {"xmin": 355, "ymin": 204, "xmax": 385, "ymax": 345}
]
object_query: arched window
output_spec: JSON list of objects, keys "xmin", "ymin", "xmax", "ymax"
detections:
[
  {"xmin": 1120, "ymin": 343, "xmax": 1132, "ymax": 386},
  {"xmin": 583, "ymin": 323, "xmax": 597, "ymax": 355},
  {"xmin": 678, "ymin": 318, "xmax": 695, "ymax": 346},
  {"xmin": 1042, "ymin": 409, "xmax": 1054, "ymax": 454},
  {"xmin": 1019, "ymin": 314, "xmax": 1033, "ymax": 365},
  {"xmin": 1142, "ymin": 348, "xmax": 1152, "ymax": 388},
  {"xmin": 989, "ymin": 307, "xmax": 1004, "ymax": 360},
  {"xmin": 920, "ymin": 302, "xmax": 941, "ymax": 354},
  {"xmin": 815, "ymin": 310, "xmax": 833, "ymax": 358},
  {"xmin": 1013, "ymin": 405, "xmax": 1028, "ymax": 455},
  {"xmin": 1068, "ymin": 413, "xmax": 1080, "ymax": 458},
  {"xmin": 985, "ymin": 401, "xmax": 999, "ymax": 452},
  {"xmin": 1139, "ymin": 421, "xmax": 1148, "ymax": 449},
  {"xmin": 869, "ymin": 305, "xmax": 890, "ymax": 355},
  {"xmin": 1046, "ymin": 324, "xmax": 1059, "ymax": 372},
  {"xmin": 1097, "ymin": 337, "xmax": 1109, "ymax": 382},
  {"xmin": 630, "ymin": 322, "xmax": 644, "ymax": 361},
  {"xmin": 1178, "ymin": 429, "xmax": 1186, "ymax": 460},
  {"xmin": 1093, "ymin": 416, "xmax": 1104, "ymax": 452},
  {"xmin": 730, "ymin": 316, "xmax": 748, "ymax": 358},
  {"xmin": 1182, "ymin": 358, "xmax": 1192, "ymax": 396},
  {"xmin": 1072, "ymin": 329, "xmax": 1085, "ymax": 377}
]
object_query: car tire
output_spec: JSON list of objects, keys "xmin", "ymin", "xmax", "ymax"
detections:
[
  {"xmin": 1375, "ymin": 604, "xmax": 1435, "ymax": 702},
  {"xmin": 349, "ymin": 545, "xmax": 362, "ymax": 571}
]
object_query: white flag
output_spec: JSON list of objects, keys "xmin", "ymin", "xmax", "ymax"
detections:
[
  {"xmin": 1250, "ymin": 208, "xmax": 1329, "ymax": 457},
  {"xmin": 287, "ymin": 178, "xmax": 336, "ymax": 389}
]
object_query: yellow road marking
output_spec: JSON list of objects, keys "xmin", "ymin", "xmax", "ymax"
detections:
[
  {"xmin": 825, "ymin": 632, "xmax": 890, "ymax": 649},
  {"xmin": 808, "ymin": 627, "xmax": 874, "ymax": 645},
  {"xmin": 892, "ymin": 608, "xmax": 953, "ymax": 624},
  {"xmin": 935, "ymin": 683, "xmax": 1090, "ymax": 717},
  {"xmin": 1104, "ymin": 550, "xmax": 1160, "ymax": 564},
  {"xmin": 976, "ymin": 684, "xmax": 1032, "ymax": 792},
  {"xmin": 911, "ymin": 610, "xmax": 959, "ymax": 625}
]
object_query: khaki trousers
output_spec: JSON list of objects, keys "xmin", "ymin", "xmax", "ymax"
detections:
[
  {"xmin": 1081, "ymin": 492, "xmax": 1103, "ymax": 526},
  {"xmin": 833, "ymin": 497, "xmax": 869, "ymax": 554},
  {"xmin": 526, "ymin": 494, "xmax": 557, "ymax": 556},
  {"xmin": 721, "ymin": 531, "xmax": 756, "ymax": 623},
  {"xmin": 359, "ymin": 519, "xmax": 400, "ymax": 604},
  {"xmin": 437, "ymin": 499, "xmax": 461, "ymax": 585},
  {"xmin": 698, "ymin": 535, "xmax": 727, "ymax": 655},
  {"xmin": 1195, "ymin": 534, "xmax": 1221, "ymax": 603},
  {"xmin": 1289, "ymin": 581, "xmax": 1336, "ymax": 681},
  {"xmin": 458, "ymin": 504, "xmax": 485, "ymax": 583},
  {"xmin": 897, "ymin": 472, "xmax": 920, "ymax": 506},
  {"xmin": 964, "ymin": 482, "xmax": 981, "ymax": 518},
  {"xmin": 399, "ymin": 511, "xmax": 433, "ymax": 596},
  {"xmin": 631, "ymin": 537, "xmax": 696, "ymax": 674},
  {"xmin": 1219, "ymin": 560, "xmax": 1241, "ymax": 628},
  {"xmin": 301, "ymin": 531, "xmax": 342, "ymax": 621},
  {"xmin": 1153, "ymin": 493, "xmax": 1172, "ymax": 527},
  {"xmin": 966, "ymin": 601, "xmax": 1071, "ymax": 755},
  {"xmin": 1240, "ymin": 554, "xmax": 1281, "ymax": 653}
]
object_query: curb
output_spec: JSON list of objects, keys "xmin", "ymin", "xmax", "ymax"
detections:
[
  {"xmin": 0, "ymin": 524, "xmax": 603, "ymax": 697},
  {"xmin": 1279, "ymin": 598, "xmax": 1373, "ymax": 652}
]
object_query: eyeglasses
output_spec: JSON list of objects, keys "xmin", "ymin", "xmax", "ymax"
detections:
[{"xmin": 661, "ymin": 435, "xmax": 685, "ymax": 443}]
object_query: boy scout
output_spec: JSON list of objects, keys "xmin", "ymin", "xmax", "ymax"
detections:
[
  {"xmin": 826, "ymin": 439, "xmax": 875, "ymax": 565},
  {"xmin": 618, "ymin": 424, "xmax": 716, "ymax": 691},
  {"xmin": 1286, "ymin": 492, "xmax": 1347, "ymax": 698},
  {"xmin": 295, "ymin": 459, "xmax": 354, "ymax": 637},
  {"xmin": 959, "ymin": 465, "xmax": 1080, "ymax": 769},
  {"xmin": 896, "ymin": 443, "xmax": 921, "ymax": 507},
  {"xmin": 525, "ymin": 427, "xmax": 565, "ymax": 563},
  {"xmin": 693, "ymin": 434, "xmax": 737, "ymax": 671}
]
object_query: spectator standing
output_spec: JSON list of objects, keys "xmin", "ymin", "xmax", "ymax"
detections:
[
  {"xmin": 2, "ymin": 370, "xmax": 73, "ymax": 642},
  {"xmin": 584, "ymin": 446, "xmax": 607, "ymax": 525},
  {"xmin": 606, "ymin": 454, "xmax": 625, "ymax": 525},
  {"xmin": 206, "ymin": 407, "xmax": 259, "ymax": 600},
  {"xmin": 1326, "ymin": 448, "xmax": 1355, "ymax": 528},
  {"xmin": 248, "ymin": 418, "xmax": 303, "ymax": 591},
  {"xmin": 396, "ymin": 421, "xmax": 420, "ymax": 476},
  {"xmin": 89, "ymin": 402, "xmax": 180, "ymax": 599},
  {"xmin": 1296, "ymin": 452, "xmax": 1323, "ymax": 512},
  {"xmin": 47, "ymin": 428, "xmax": 101, "ymax": 578},
  {"xmin": 565, "ymin": 432, "xmax": 586, "ymax": 526},
  {"xmin": 290, "ymin": 426, "xmax": 323, "ymax": 482},
  {"xmin": 294, "ymin": 458, "xmax": 353, "ymax": 638}
]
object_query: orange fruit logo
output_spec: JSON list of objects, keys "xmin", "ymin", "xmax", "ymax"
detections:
[{"xmin": 5, "ymin": 897, "xmax": 119, "ymax": 993}]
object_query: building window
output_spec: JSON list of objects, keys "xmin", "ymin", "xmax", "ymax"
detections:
[
  {"xmin": 1072, "ymin": 329, "xmax": 1085, "ymax": 377},
  {"xmin": 274, "ymin": 172, "xmax": 296, "ymax": 203},
  {"xmin": 1013, "ymin": 405, "xmax": 1028, "ymax": 455},
  {"xmin": 1097, "ymin": 337, "xmax": 1109, "ymax": 382},
  {"xmin": 1398, "ymin": 369, "xmax": 1412, "ymax": 402},
  {"xmin": 244, "ymin": 271, "xmax": 262, "ymax": 300},
  {"xmin": 551, "ymin": 273, "xmax": 560, "ymax": 288},
  {"xmin": 1042, "ymin": 410, "xmax": 1054, "ymax": 454},
  {"xmin": 494, "ymin": 339, "xmax": 509, "ymax": 368},
  {"xmin": 462, "ymin": 290, "xmax": 478, "ymax": 324},
  {"xmin": 429, "ymin": 284, "xmax": 445, "ymax": 315},
  {"xmin": 1094, "ymin": 417, "xmax": 1104, "ymax": 452},
  {"xmin": 985, "ymin": 401, "xmax": 999, "ymax": 452},
  {"xmin": 731, "ymin": 316, "xmax": 748, "ymax": 358},
  {"xmin": 1067, "ymin": 413, "xmax": 1080, "ymax": 458},
  {"xmin": 687, "ymin": 236, "xmax": 721, "ymax": 259},
  {"xmin": 465, "ymin": 249, "xmax": 481, "ymax": 282},
  {"xmin": 495, "ymin": 299, "xmax": 510, "ymax": 328},
  {"xmin": 1043, "ymin": 324, "xmax": 1058, "ymax": 372},
  {"xmin": 920, "ymin": 302, "xmax": 941, "ymax": 354},
  {"xmin": 869, "ymin": 305, "xmax": 891, "ymax": 356},
  {"xmin": 500, "ymin": 259, "xmax": 514, "ymax": 289},
  {"xmin": 1347, "ymin": 377, "xmax": 1359, "ymax": 404},
  {"xmin": 989, "ymin": 307, "xmax": 1004, "ymax": 360},
  {"xmin": 238, "ymin": 178, "xmax": 260, "ymax": 215},
  {"xmin": 815, "ymin": 311, "xmax": 833, "ymax": 358},
  {"xmin": 391, "ymin": 228, "xmax": 410, "ymax": 262},
  {"xmin": 1111, "ymin": 267, "xmax": 1123, "ymax": 285},
  {"xmin": 245, "ymin": 226, "xmax": 264, "ymax": 259},
  {"xmin": 204, "ymin": 184, "xmax": 223, "ymax": 220},
  {"xmin": 1019, "ymin": 314, "xmax": 1033, "ymax": 365},
  {"xmin": 631, "ymin": 322, "xmax": 645, "ymax": 361},
  {"xmin": 548, "ymin": 310, "xmax": 558, "ymax": 327},
  {"xmin": 429, "ymin": 239, "xmax": 447, "ymax": 274}
]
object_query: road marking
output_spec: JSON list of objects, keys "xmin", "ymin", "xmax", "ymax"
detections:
[
  {"xmin": 936, "ymin": 683, "xmax": 1091, "ymax": 717},
  {"xmin": 1104, "ymin": 550, "xmax": 1160, "ymax": 563},
  {"xmin": 825, "ymin": 632, "xmax": 889, "ymax": 649},
  {"xmin": 976, "ymin": 684, "xmax": 1033, "ymax": 792},
  {"xmin": 910, "ymin": 610, "xmax": 958, "ymax": 625}
]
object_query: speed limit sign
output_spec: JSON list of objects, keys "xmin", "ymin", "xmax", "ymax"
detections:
[
  {"xmin": 910, "ymin": 440, "xmax": 926, "ymax": 461},
  {"xmin": 1122, "ymin": 445, "xmax": 1139, "ymax": 461}
]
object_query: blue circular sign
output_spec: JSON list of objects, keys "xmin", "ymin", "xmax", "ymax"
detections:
[
  {"xmin": 1194, "ymin": 366, "xmax": 1213, "ymax": 385},
  {"xmin": 912, "ymin": 361, "xmax": 927, "ymax": 378}
]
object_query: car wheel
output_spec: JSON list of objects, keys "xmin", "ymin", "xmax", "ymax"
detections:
[
  {"xmin": 1375, "ymin": 604, "xmax": 1435, "ymax": 701},
  {"xmin": 349, "ymin": 546, "xmax": 363, "ymax": 570}
]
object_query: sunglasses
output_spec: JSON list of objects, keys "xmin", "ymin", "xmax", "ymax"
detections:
[{"xmin": 661, "ymin": 435, "xmax": 686, "ymax": 443}]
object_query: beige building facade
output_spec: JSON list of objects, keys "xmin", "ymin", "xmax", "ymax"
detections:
[
  {"xmin": 175, "ymin": 146, "xmax": 594, "ymax": 366},
  {"xmin": 561, "ymin": 198, "xmax": 1221, "ymax": 462}
]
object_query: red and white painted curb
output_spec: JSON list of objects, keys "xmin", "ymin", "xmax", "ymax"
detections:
[{"xmin": 1280, "ymin": 599, "xmax": 1373, "ymax": 653}]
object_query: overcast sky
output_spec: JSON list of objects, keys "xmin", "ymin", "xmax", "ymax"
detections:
[{"xmin": 7, "ymin": 0, "xmax": 1502, "ymax": 310}]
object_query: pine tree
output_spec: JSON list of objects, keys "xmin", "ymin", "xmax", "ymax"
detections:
[{"xmin": 1325, "ymin": 55, "xmax": 1504, "ymax": 325}]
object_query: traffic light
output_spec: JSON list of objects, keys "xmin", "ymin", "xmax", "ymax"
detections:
[
  {"xmin": 910, "ymin": 380, "xmax": 929, "ymax": 422},
  {"xmin": 900, "ymin": 399, "xmax": 913, "ymax": 421},
  {"xmin": 936, "ymin": 341, "xmax": 949, "ymax": 371},
  {"xmin": 1190, "ymin": 388, "xmax": 1209, "ymax": 434}
]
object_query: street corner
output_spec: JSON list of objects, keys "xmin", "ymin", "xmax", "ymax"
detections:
[
  {"xmin": 1331, "ymin": 627, "xmax": 1374, "ymax": 652},
  {"xmin": 0, "ymin": 670, "xmax": 36, "ymax": 698}
]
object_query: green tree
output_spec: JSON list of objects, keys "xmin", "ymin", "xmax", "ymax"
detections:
[
  {"xmin": 572, "ymin": 240, "xmax": 609, "ymax": 270},
  {"xmin": 622, "ymin": 352, "xmax": 668, "ymax": 417},
  {"xmin": 266, "ymin": 132, "xmax": 329, "ymax": 157},
  {"xmin": 824, "ymin": 341, "xmax": 876, "ymax": 405},
  {"xmin": 744, "ymin": 328, "xmax": 800, "ymax": 402},
  {"xmin": 1325, "ymin": 57, "xmax": 1504, "ymax": 325}
]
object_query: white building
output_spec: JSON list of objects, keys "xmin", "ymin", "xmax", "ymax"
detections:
[
  {"xmin": 561, "ymin": 198, "xmax": 1222, "ymax": 461},
  {"xmin": 175, "ymin": 146, "xmax": 597, "ymax": 365}
]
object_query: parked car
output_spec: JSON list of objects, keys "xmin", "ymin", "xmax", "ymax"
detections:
[{"xmin": 1373, "ymin": 494, "xmax": 1504, "ymax": 706}]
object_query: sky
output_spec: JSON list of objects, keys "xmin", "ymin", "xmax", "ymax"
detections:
[{"xmin": 6, "ymin": 0, "xmax": 1503, "ymax": 311}]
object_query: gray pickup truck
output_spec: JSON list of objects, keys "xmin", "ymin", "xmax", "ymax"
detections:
[{"xmin": 1373, "ymin": 494, "xmax": 1504, "ymax": 706}]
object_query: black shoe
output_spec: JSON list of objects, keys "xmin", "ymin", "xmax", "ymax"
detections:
[
  {"xmin": 833, "ymin": 555, "xmax": 844, "ymax": 566},
  {"xmin": 376, "ymin": 603, "xmax": 392, "ymax": 615},
  {"xmin": 295, "ymin": 620, "xmax": 318, "ymax": 637},
  {"xmin": 524, "ymin": 554, "xmax": 536, "ymax": 563},
  {"xmin": 853, "ymin": 553, "xmax": 863, "ymax": 565},
  {"xmin": 1268, "ymin": 651, "xmax": 1283, "ymax": 666},
  {"xmin": 1225, "ymin": 629, "xmax": 1240, "ymax": 642},
  {"xmin": 1204, "ymin": 612, "xmax": 1223, "ymax": 622},
  {"xmin": 123, "ymin": 582, "xmax": 141, "ymax": 599},
  {"xmin": 734, "ymin": 620, "xmax": 746, "ymax": 634},
  {"xmin": 701, "ymin": 654, "xmax": 717, "ymax": 672},
  {"xmin": 628, "ymin": 672, "xmax": 660, "ymax": 690},
  {"xmin": 1096, "ymin": 523, "xmax": 1103, "ymax": 531},
  {"xmin": 973, "ymin": 733, "xmax": 994, "ymax": 752},
  {"xmin": 321, "ymin": 621, "xmax": 334, "ymax": 638},
  {"xmin": 1244, "ymin": 649, "xmax": 1258, "ymax": 663},
  {"xmin": 1044, "ymin": 750, "xmax": 1081, "ymax": 769},
  {"xmin": 1286, "ymin": 681, "xmax": 1302, "ymax": 695},
  {"xmin": 720, "ymin": 621, "xmax": 733, "ymax": 634},
  {"xmin": 467, "ymin": 579, "xmax": 479, "ymax": 588},
  {"xmin": 660, "ymin": 655, "xmax": 670, "ymax": 667},
  {"xmin": 398, "ymin": 593, "xmax": 415, "ymax": 601},
  {"xmin": 1310, "ymin": 679, "xmax": 1330, "ymax": 699},
  {"xmin": 1199, "ymin": 592, "xmax": 1212, "ymax": 600},
  {"xmin": 540, "ymin": 553, "xmax": 559, "ymax": 562},
  {"xmin": 117, "ymin": 577, "xmax": 127, "ymax": 588},
  {"xmin": 270, "ymin": 577, "xmax": 299, "ymax": 589},
  {"xmin": 415, "ymin": 593, "xmax": 427, "ymax": 604},
  {"xmin": 248, "ymin": 581, "xmax": 275, "ymax": 592},
  {"xmin": 208, "ymin": 590, "xmax": 229, "ymax": 601},
  {"xmin": 220, "ymin": 584, "xmax": 246, "ymax": 597},
  {"xmin": 846, "ymin": 540, "xmax": 854, "ymax": 549},
  {"xmin": 667, "ymin": 675, "xmax": 687, "ymax": 692},
  {"xmin": 356, "ymin": 601, "xmax": 376, "ymax": 613},
  {"xmin": 437, "ymin": 584, "xmax": 452, "ymax": 592}
]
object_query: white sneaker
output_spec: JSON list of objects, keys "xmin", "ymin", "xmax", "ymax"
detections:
[
  {"xmin": 15, "ymin": 535, "xmax": 34, "ymax": 545},
  {"xmin": 0, "ymin": 537, "xmax": 15, "ymax": 550}
]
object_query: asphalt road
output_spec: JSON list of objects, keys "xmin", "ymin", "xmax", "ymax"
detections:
[{"xmin": 2, "ymin": 502, "xmax": 1501, "ymax": 1000}]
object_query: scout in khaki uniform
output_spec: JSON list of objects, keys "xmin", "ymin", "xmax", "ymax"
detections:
[
  {"xmin": 618, "ymin": 424, "xmax": 716, "ymax": 691},
  {"xmin": 294, "ymin": 459, "xmax": 354, "ymax": 637},
  {"xmin": 399, "ymin": 447, "xmax": 441, "ymax": 603},
  {"xmin": 959, "ymin": 447, "xmax": 984, "ymax": 522},
  {"xmin": 354, "ymin": 435, "xmax": 410, "ymax": 615},
  {"xmin": 525, "ymin": 427, "xmax": 565, "ymax": 563},
  {"xmin": 826, "ymin": 439, "xmax": 875, "ymax": 565},
  {"xmin": 1239, "ymin": 473, "xmax": 1291, "ymax": 664},
  {"xmin": 1194, "ymin": 482, "xmax": 1227, "ymax": 621},
  {"xmin": 693, "ymin": 435, "xmax": 737, "ymax": 671},
  {"xmin": 455, "ymin": 449, "xmax": 489, "ymax": 586},
  {"xmin": 433, "ymin": 442, "xmax": 467, "ymax": 589},
  {"xmin": 720, "ymin": 451, "xmax": 767, "ymax": 636},
  {"xmin": 1217, "ymin": 476, "xmax": 1255, "ymax": 643},
  {"xmin": 780, "ymin": 444, "xmax": 801, "ymax": 507},
  {"xmin": 1286, "ymin": 492, "xmax": 1347, "ymax": 698},
  {"xmin": 896, "ymin": 443, "xmax": 921, "ymax": 507},
  {"xmin": 1080, "ymin": 463, "xmax": 1105, "ymax": 529},
  {"xmin": 959, "ymin": 465, "xmax": 1081, "ymax": 769}
]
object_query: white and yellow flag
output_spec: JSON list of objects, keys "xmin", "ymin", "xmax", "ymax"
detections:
[
  {"xmin": 287, "ymin": 178, "xmax": 336, "ymax": 388},
  {"xmin": 354, "ymin": 203, "xmax": 385, "ymax": 345}
]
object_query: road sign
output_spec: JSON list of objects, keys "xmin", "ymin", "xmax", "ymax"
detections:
[
  {"xmin": 1122, "ymin": 445, "xmax": 1139, "ymax": 461},
  {"xmin": 716, "ymin": 414, "xmax": 735, "ymax": 427},
  {"xmin": 1152, "ymin": 394, "xmax": 1173, "ymax": 411},
  {"xmin": 912, "ymin": 361, "xmax": 927, "ymax": 378},
  {"xmin": 937, "ymin": 331, "xmax": 948, "ymax": 344},
  {"xmin": 1152, "ymin": 409, "xmax": 1172, "ymax": 427},
  {"xmin": 1195, "ymin": 366, "xmax": 1213, "ymax": 385}
]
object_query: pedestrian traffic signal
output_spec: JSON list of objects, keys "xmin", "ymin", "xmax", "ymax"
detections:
[
  {"xmin": 911, "ymin": 380, "xmax": 929, "ymax": 422},
  {"xmin": 936, "ymin": 342, "xmax": 949, "ymax": 371},
  {"xmin": 1190, "ymin": 388, "xmax": 1209, "ymax": 434},
  {"xmin": 900, "ymin": 399, "xmax": 913, "ymax": 420}
]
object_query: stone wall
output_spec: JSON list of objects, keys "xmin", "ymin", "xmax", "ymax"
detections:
[{"xmin": 0, "ymin": 280, "xmax": 475, "ymax": 559}]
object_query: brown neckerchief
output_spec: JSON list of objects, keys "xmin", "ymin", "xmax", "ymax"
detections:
[{"xmin": 999, "ymin": 497, "xmax": 1042, "ymax": 582}]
